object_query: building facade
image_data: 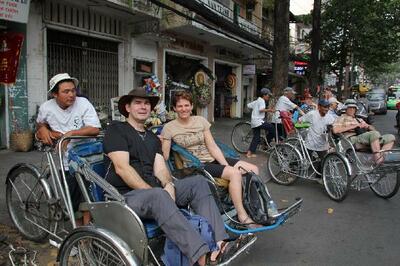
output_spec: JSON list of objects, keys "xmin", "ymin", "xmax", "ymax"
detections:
[{"xmin": 0, "ymin": 0, "xmax": 272, "ymax": 148}]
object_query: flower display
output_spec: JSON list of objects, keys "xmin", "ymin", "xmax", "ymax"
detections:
[{"xmin": 193, "ymin": 83, "xmax": 212, "ymax": 108}]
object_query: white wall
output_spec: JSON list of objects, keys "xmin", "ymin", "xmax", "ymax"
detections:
[
  {"xmin": 26, "ymin": 2, "xmax": 47, "ymax": 118},
  {"xmin": 132, "ymin": 38, "xmax": 158, "ymax": 63},
  {"xmin": 131, "ymin": 38, "xmax": 158, "ymax": 90}
]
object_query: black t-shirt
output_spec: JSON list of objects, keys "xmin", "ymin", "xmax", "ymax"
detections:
[{"xmin": 103, "ymin": 121, "xmax": 162, "ymax": 195}]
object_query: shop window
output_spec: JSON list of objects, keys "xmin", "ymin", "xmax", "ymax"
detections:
[
  {"xmin": 165, "ymin": 53, "xmax": 211, "ymax": 112},
  {"xmin": 246, "ymin": 9, "xmax": 252, "ymax": 20},
  {"xmin": 134, "ymin": 59, "xmax": 154, "ymax": 88},
  {"xmin": 135, "ymin": 59, "xmax": 154, "ymax": 74}
]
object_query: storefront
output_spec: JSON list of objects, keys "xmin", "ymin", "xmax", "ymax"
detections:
[
  {"xmin": 46, "ymin": 29, "xmax": 119, "ymax": 112},
  {"xmin": 0, "ymin": 0, "xmax": 30, "ymax": 149},
  {"xmin": 213, "ymin": 60, "xmax": 242, "ymax": 118},
  {"xmin": 163, "ymin": 50, "xmax": 211, "ymax": 115}
]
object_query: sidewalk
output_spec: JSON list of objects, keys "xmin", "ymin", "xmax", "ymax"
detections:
[{"xmin": 0, "ymin": 117, "xmax": 269, "ymax": 265}]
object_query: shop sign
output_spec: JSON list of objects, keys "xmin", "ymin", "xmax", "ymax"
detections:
[
  {"xmin": 0, "ymin": 0, "xmax": 31, "ymax": 23},
  {"xmin": 294, "ymin": 61, "xmax": 308, "ymax": 76},
  {"xmin": 173, "ymin": 37, "xmax": 204, "ymax": 53},
  {"xmin": 243, "ymin": 64, "xmax": 256, "ymax": 75},
  {"xmin": 0, "ymin": 32, "xmax": 24, "ymax": 85}
]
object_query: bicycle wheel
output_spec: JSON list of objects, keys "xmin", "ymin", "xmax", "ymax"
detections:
[
  {"xmin": 6, "ymin": 165, "xmax": 51, "ymax": 242},
  {"xmin": 59, "ymin": 229, "xmax": 135, "ymax": 266},
  {"xmin": 369, "ymin": 170, "xmax": 400, "ymax": 199},
  {"xmin": 231, "ymin": 122, "xmax": 253, "ymax": 153},
  {"xmin": 322, "ymin": 153, "xmax": 350, "ymax": 201},
  {"xmin": 267, "ymin": 143, "xmax": 302, "ymax": 185}
]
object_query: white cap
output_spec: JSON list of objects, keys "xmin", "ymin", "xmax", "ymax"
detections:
[
  {"xmin": 283, "ymin": 87, "xmax": 296, "ymax": 94},
  {"xmin": 328, "ymin": 97, "xmax": 340, "ymax": 104},
  {"xmin": 48, "ymin": 73, "xmax": 79, "ymax": 93}
]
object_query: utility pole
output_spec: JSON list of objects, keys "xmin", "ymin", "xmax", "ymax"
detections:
[{"xmin": 310, "ymin": 0, "xmax": 321, "ymax": 96}]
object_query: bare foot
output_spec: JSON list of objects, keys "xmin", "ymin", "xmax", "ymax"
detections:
[
  {"xmin": 374, "ymin": 153, "xmax": 384, "ymax": 165},
  {"xmin": 246, "ymin": 152, "xmax": 257, "ymax": 158}
]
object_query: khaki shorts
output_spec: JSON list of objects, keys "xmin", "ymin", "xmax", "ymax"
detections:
[{"xmin": 349, "ymin": 130, "xmax": 395, "ymax": 146}]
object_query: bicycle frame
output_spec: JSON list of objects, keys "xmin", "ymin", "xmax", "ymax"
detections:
[
  {"xmin": 25, "ymin": 136, "xmax": 103, "ymax": 241},
  {"xmin": 287, "ymin": 129, "xmax": 323, "ymax": 177}
]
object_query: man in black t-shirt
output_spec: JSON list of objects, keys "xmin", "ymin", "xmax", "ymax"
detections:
[{"xmin": 103, "ymin": 87, "xmax": 229, "ymax": 265}]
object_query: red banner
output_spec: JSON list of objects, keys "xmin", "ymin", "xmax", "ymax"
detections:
[{"xmin": 0, "ymin": 32, "xmax": 24, "ymax": 85}]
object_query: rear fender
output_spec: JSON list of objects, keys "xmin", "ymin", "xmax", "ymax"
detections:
[{"xmin": 6, "ymin": 163, "xmax": 52, "ymax": 199}]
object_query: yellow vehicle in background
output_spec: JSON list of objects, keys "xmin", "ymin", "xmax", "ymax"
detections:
[{"xmin": 351, "ymin": 84, "xmax": 370, "ymax": 96}]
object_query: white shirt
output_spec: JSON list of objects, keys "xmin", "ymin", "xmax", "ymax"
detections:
[
  {"xmin": 301, "ymin": 110, "xmax": 335, "ymax": 151},
  {"xmin": 37, "ymin": 97, "xmax": 101, "ymax": 169},
  {"xmin": 271, "ymin": 95, "xmax": 297, "ymax": 123},
  {"xmin": 247, "ymin": 97, "xmax": 266, "ymax": 128},
  {"xmin": 37, "ymin": 97, "xmax": 101, "ymax": 133}
]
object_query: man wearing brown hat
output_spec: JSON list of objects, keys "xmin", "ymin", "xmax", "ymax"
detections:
[{"xmin": 103, "ymin": 87, "xmax": 231, "ymax": 265}]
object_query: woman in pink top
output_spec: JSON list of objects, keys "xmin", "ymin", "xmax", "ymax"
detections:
[{"xmin": 161, "ymin": 91, "xmax": 261, "ymax": 228}]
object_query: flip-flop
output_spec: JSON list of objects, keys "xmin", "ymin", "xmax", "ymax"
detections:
[
  {"xmin": 246, "ymin": 154, "xmax": 257, "ymax": 158},
  {"xmin": 206, "ymin": 240, "xmax": 240, "ymax": 265},
  {"xmin": 241, "ymin": 216, "xmax": 263, "ymax": 229}
]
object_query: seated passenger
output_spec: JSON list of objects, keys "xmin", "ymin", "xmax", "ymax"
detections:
[
  {"xmin": 161, "ymin": 91, "xmax": 261, "ymax": 228},
  {"xmin": 271, "ymin": 87, "xmax": 305, "ymax": 139},
  {"xmin": 299, "ymin": 99, "xmax": 335, "ymax": 173},
  {"xmin": 292, "ymin": 93, "xmax": 317, "ymax": 123},
  {"xmin": 246, "ymin": 87, "xmax": 275, "ymax": 158},
  {"xmin": 332, "ymin": 99, "xmax": 395, "ymax": 164},
  {"xmin": 103, "ymin": 87, "xmax": 232, "ymax": 265},
  {"xmin": 327, "ymin": 97, "xmax": 340, "ymax": 119}
]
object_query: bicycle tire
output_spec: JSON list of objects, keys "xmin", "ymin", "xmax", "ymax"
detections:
[
  {"xmin": 231, "ymin": 122, "xmax": 253, "ymax": 153},
  {"xmin": 322, "ymin": 153, "xmax": 350, "ymax": 201},
  {"xmin": 267, "ymin": 143, "xmax": 302, "ymax": 185},
  {"xmin": 6, "ymin": 165, "xmax": 50, "ymax": 242},
  {"xmin": 369, "ymin": 170, "xmax": 400, "ymax": 199},
  {"xmin": 58, "ymin": 229, "xmax": 135, "ymax": 266}
]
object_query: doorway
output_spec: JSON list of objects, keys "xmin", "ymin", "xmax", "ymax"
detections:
[{"xmin": 214, "ymin": 63, "xmax": 235, "ymax": 118}]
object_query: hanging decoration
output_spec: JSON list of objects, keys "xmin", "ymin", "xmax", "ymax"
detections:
[
  {"xmin": 0, "ymin": 32, "xmax": 24, "ymax": 85},
  {"xmin": 194, "ymin": 70, "xmax": 206, "ymax": 87},
  {"xmin": 193, "ymin": 70, "xmax": 212, "ymax": 108},
  {"xmin": 225, "ymin": 73, "xmax": 237, "ymax": 89},
  {"xmin": 143, "ymin": 74, "xmax": 161, "ymax": 96}
]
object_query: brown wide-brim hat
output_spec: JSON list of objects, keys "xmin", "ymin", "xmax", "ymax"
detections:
[{"xmin": 118, "ymin": 87, "xmax": 160, "ymax": 118}]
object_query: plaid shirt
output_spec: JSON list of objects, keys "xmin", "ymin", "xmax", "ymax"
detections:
[{"xmin": 333, "ymin": 114, "xmax": 360, "ymax": 138}]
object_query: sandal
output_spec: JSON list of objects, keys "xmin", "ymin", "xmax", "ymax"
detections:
[
  {"xmin": 205, "ymin": 241, "xmax": 237, "ymax": 266},
  {"xmin": 241, "ymin": 216, "xmax": 262, "ymax": 229}
]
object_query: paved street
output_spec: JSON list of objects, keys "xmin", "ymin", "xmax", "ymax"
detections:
[{"xmin": 0, "ymin": 111, "xmax": 399, "ymax": 265}]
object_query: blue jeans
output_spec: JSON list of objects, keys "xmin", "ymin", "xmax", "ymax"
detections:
[{"xmin": 248, "ymin": 122, "xmax": 275, "ymax": 153}]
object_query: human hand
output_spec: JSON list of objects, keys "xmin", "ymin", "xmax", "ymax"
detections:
[
  {"xmin": 163, "ymin": 182, "xmax": 176, "ymax": 202},
  {"xmin": 36, "ymin": 126, "xmax": 57, "ymax": 145},
  {"xmin": 359, "ymin": 121, "xmax": 369, "ymax": 128},
  {"xmin": 60, "ymin": 131, "xmax": 75, "ymax": 150}
]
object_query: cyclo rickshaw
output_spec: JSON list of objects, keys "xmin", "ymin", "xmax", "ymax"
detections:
[
  {"xmin": 6, "ymin": 134, "xmax": 302, "ymax": 265},
  {"xmin": 266, "ymin": 111, "xmax": 400, "ymax": 201}
]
